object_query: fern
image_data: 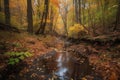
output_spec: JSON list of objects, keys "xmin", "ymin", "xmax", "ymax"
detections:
[{"xmin": 5, "ymin": 51, "xmax": 33, "ymax": 65}]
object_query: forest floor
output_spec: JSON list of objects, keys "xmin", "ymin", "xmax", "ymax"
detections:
[{"xmin": 0, "ymin": 30, "xmax": 120, "ymax": 80}]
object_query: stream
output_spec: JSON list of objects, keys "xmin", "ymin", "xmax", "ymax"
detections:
[
  {"xmin": 1, "ymin": 39, "xmax": 96, "ymax": 80},
  {"xmin": 26, "ymin": 41, "xmax": 94, "ymax": 80},
  {"xmin": 0, "ymin": 37, "xmax": 119, "ymax": 80},
  {"xmin": 25, "ymin": 39, "xmax": 94, "ymax": 80},
  {"xmin": 54, "ymin": 50, "xmax": 92, "ymax": 80}
]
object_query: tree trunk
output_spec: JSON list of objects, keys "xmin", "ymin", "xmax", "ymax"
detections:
[
  {"xmin": 81, "ymin": 0, "xmax": 90, "ymax": 35},
  {"xmin": 50, "ymin": 6, "xmax": 54, "ymax": 32},
  {"xmin": 37, "ymin": 0, "xmax": 41, "ymax": 20},
  {"xmin": 74, "ymin": 0, "xmax": 79, "ymax": 23},
  {"xmin": 100, "ymin": 0, "xmax": 106, "ymax": 32},
  {"xmin": 0, "ymin": 0, "xmax": 2, "ymax": 12},
  {"xmin": 27, "ymin": 0, "xmax": 33, "ymax": 33},
  {"xmin": 17, "ymin": 0, "xmax": 23, "ymax": 25},
  {"xmin": 4, "ymin": 0, "xmax": 10, "ymax": 25},
  {"xmin": 36, "ymin": 0, "xmax": 49, "ymax": 34},
  {"xmin": 114, "ymin": 0, "xmax": 120, "ymax": 31},
  {"xmin": 78, "ymin": 0, "xmax": 81, "ymax": 23},
  {"xmin": 59, "ymin": 0, "xmax": 68, "ymax": 36}
]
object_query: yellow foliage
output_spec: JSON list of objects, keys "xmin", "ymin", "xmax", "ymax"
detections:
[{"xmin": 68, "ymin": 24, "xmax": 87, "ymax": 38}]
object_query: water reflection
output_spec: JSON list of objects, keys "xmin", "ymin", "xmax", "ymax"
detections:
[
  {"xmin": 55, "ymin": 53, "xmax": 69, "ymax": 80},
  {"xmin": 55, "ymin": 50, "xmax": 92, "ymax": 80},
  {"xmin": 26, "ymin": 50, "xmax": 93, "ymax": 80}
]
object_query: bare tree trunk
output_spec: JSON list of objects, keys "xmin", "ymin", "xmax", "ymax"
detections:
[
  {"xmin": 53, "ymin": 14, "xmax": 59, "ymax": 32},
  {"xmin": 75, "ymin": 0, "xmax": 78, "ymax": 23},
  {"xmin": 4, "ymin": 0, "xmax": 10, "ymax": 25},
  {"xmin": 74, "ymin": 0, "xmax": 80, "ymax": 24},
  {"xmin": 60, "ymin": 11, "xmax": 68, "ymax": 36},
  {"xmin": 37, "ymin": 0, "xmax": 41, "ymax": 20},
  {"xmin": 17, "ymin": 0, "xmax": 23, "ymax": 25},
  {"xmin": 87, "ymin": 2, "xmax": 93, "ymax": 36},
  {"xmin": 81, "ymin": 0, "xmax": 90, "ymax": 35},
  {"xmin": 59, "ymin": 0, "xmax": 68, "ymax": 36},
  {"xmin": 78, "ymin": 0, "xmax": 81, "ymax": 23},
  {"xmin": 0, "ymin": 0, "xmax": 2, "ymax": 12},
  {"xmin": 114, "ymin": 0, "xmax": 120, "ymax": 31},
  {"xmin": 27, "ymin": 0, "xmax": 33, "ymax": 33},
  {"xmin": 100, "ymin": 0, "xmax": 106, "ymax": 32},
  {"xmin": 96, "ymin": 0, "xmax": 102, "ymax": 26},
  {"xmin": 36, "ymin": 0, "xmax": 49, "ymax": 34},
  {"xmin": 50, "ymin": 6, "xmax": 54, "ymax": 31}
]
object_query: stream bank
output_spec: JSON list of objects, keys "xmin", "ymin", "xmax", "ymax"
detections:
[{"xmin": 0, "ymin": 32, "xmax": 120, "ymax": 80}]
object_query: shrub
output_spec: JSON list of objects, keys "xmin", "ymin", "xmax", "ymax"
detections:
[{"xmin": 68, "ymin": 24, "xmax": 87, "ymax": 38}]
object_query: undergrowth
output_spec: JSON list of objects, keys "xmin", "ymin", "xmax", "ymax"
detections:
[{"xmin": 5, "ymin": 51, "xmax": 33, "ymax": 65}]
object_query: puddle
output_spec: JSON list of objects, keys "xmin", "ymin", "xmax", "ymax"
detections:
[{"xmin": 27, "ymin": 50, "xmax": 93, "ymax": 80}]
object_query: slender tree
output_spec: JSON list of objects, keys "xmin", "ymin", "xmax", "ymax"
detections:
[
  {"xmin": 17, "ymin": 0, "xmax": 23, "ymax": 25},
  {"xmin": 73, "ymin": 0, "xmax": 81, "ymax": 24},
  {"xmin": 78, "ymin": 0, "xmax": 81, "ymax": 23},
  {"xmin": 27, "ymin": 0, "xmax": 33, "ymax": 33},
  {"xmin": 0, "ymin": 0, "xmax": 2, "ymax": 12},
  {"xmin": 4, "ymin": 0, "xmax": 10, "ymax": 25},
  {"xmin": 50, "ymin": 6, "xmax": 54, "ymax": 31},
  {"xmin": 37, "ymin": 0, "xmax": 41, "ymax": 19},
  {"xmin": 114, "ymin": 0, "xmax": 120, "ymax": 31},
  {"xmin": 100, "ymin": 0, "xmax": 106, "ymax": 31},
  {"xmin": 36, "ymin": 0, "xmax": 49, "ymax": 34},
  {"xmin": 74, "ymin": 0, "xmax": 78, "ymax": 23},
  {"xmin": 59, "ymin": 0, "xmax": 68, "ymax": 35}
]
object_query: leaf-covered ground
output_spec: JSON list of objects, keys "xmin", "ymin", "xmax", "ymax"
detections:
[{"xmin": 0, "ymin": 30, "xmax": 120, "ymax": 80}]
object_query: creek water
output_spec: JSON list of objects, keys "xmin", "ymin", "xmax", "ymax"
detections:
[
  {"xmin": 1, "ymin": 46, "xmax": 94, "ymax": 80},
  {"xmin": 7, "ymin": 40, "xmax": 93, "ymax": 80},
  {"xmin": 55, "ymin": 51, "xmax": 69, "ymax": 80},
  {"xmin": 54, "ymin": 50, "xmax": 92, "ymax": 80},
  {"xmin": 21, "ymin": 40, "xmax": 94, "ymax": 80}
]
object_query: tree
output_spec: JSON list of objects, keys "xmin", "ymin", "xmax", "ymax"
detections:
[
  {"xmin": 4, "ymin": 0, "xmax": 10, "ymax": 25},
  {"xmin": 114, "ymin": 0, "xmax": 120, "ymax": 31},
  {"xmin": 17, "ymin": 0, "xmax": 23, "ymax": 25},
  {"xmin": 36, "ymin": 0, "xmax": 41, "ymax": 20},
  {"xmin": 36, "ymin": 0, "xmax": 49, "ymax": 34},
  {"xmin": 50, "ymin": 0, "xmax": 59, "ymax": 33},
  {"xmin": 0, "ymin": 0, "xmax": 2, "ymax": 12},
  {"xmin": 73, "ymin": 0, "xmax": 81, "ymax": 24},
  {"xmin": 59, "ymin": 0, "xmax": 69, "ymax": 36},
  {"xmin": 49, "ymin": 5, "xmax": 54, "ymax": 31},
  {"xmin": 27, "ymin": 0, "xmax": 33, "ymax": 33}
]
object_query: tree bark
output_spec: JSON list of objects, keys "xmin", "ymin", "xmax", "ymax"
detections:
[
  {"xmin": 0, "ymin": 0, "xmax": 2, "ymax": 12},
  {"xmin": 73, "ymin": 0, "xmax": 82, "ymax": 24},
  {"xmin": 36, "ymin": 0, "xmax": 49, "ymax": 34},
  {"xmin": 17, "ymin": 0, "xmax": 23, "ymax": 25},
  {"xmin": 4, "ymin": 0, "xmax": 10, "ymax": 25},
  {"xmin": 114, "ymin": 0, "xmax": 120, "ymax": 31},
  {"xmin": 78, "ymin": 0, "xmax": 81, "ymax": 23},
  {"xmin": 50, "ymin": 6, "xmax": 54, "ymax": 31},
  {"xmin": 27, "ymin": 0, "xmax": 33, "ymax": 33},
  {"xmin": 100, "ymin": 0, "xmax": 106, "ymax": 32}
]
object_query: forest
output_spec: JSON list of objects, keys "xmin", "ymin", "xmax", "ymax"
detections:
[{"xmin": 0, "ymin": 0, "xmax": 120, "ymax": 80}]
